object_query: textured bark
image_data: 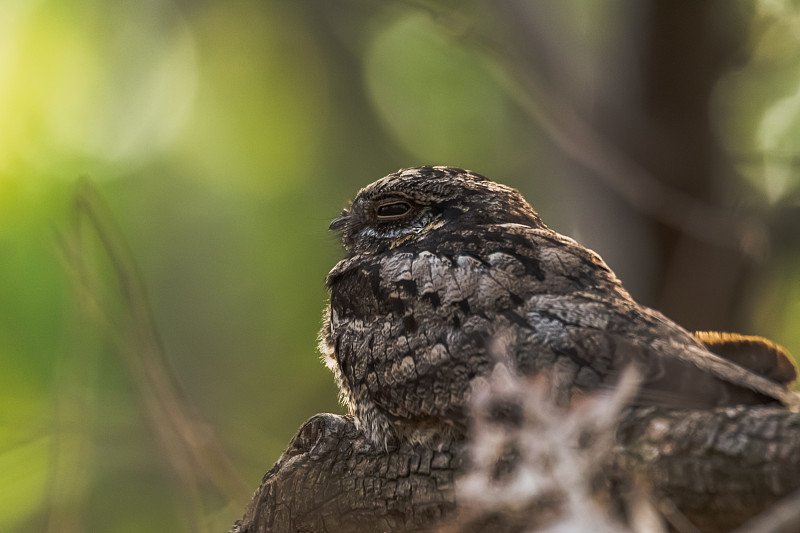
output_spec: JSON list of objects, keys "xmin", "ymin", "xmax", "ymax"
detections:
[
  {"xmin": 616, "ymin": 406, "xmax": 800, "ymax": 532},
  {"xmin": 231, "ymin": 413, "xmax": 461, "ymax": 533},
  {"xmin": 232, "ymin": 406, "xmax": 800, "ymax": 533}
]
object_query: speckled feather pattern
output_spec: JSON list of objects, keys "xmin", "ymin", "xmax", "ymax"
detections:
[{"xmin": 320, "ymin": 166, "xmax": 798, "ymax": 446}]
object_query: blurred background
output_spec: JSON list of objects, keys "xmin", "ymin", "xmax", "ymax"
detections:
[{"xmin": 3, "ymin": 0, "xmax": 800, "ymax": 531}]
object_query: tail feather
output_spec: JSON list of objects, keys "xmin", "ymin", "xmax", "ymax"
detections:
[{"xmin": 694, "ymin": 331, "xmax": 797, "ymax": 386}]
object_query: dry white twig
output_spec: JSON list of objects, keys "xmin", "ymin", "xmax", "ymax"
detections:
[{"xmin": 456, "ymin": 361, "xmax": 660, "ymax": 533}]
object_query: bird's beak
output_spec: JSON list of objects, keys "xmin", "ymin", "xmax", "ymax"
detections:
[{"xmin": 329, "ymin": 209, "xmax": 350, "ymax": 231}]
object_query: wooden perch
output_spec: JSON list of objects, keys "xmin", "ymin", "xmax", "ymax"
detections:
[{"xmin": 231, "ymin": 406, "xmax": 800, "ymax": 533}]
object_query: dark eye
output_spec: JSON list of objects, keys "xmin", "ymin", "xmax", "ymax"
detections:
[{"xmin": 376, "ymin": 201, "xmax": 412, "ymax": 219}]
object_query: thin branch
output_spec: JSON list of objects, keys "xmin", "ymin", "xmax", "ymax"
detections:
[
  {"xmin": 59, "ymin": 178, "xmax": 251, "ymax": 523},
  {"xmin": 412, "ymin": 1, "xmax": 770, "ymax": 261}
]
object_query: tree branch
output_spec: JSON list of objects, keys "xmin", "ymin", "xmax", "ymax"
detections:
[{"xmin": 232, "ymin": 406, "xmax": 800, "ymax": 533}]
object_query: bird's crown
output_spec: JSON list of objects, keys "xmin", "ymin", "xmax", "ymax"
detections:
[{"xmin": 331, "ymin": 166, "xmax": 544, "ymax": 254}]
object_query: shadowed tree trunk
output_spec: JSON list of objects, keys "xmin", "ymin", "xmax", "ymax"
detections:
[{"xmin": 605, "ymin": 0, "xmax": 753, "ymax": 331}]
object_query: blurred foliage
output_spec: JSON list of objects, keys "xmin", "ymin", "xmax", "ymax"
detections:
[{"xmin": 1, "ymin": 0, "xmax": 800, "ymax": 532}]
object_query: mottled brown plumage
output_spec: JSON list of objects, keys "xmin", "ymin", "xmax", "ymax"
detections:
[{"xmin": 319, "ymin": 166, "xmax": 799, "ymax": 446}]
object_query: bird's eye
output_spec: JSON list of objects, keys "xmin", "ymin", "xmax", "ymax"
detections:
[{"xmin": 376, "ymin": 201, "xmax": 412, "ymax": 219}]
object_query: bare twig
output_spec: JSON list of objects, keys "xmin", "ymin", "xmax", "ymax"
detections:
[
  {"xmin": 58, "ymin": 178, "xmax": 250, "ymax": 528},
  {"xmin": 412, "ymin": 1, "xmax": 769, "ymax": 261}
]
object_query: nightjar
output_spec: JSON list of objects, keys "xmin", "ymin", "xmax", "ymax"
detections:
[{"xmin": 319, "ymin": 166, "xmax": 798, "ymax": 446}]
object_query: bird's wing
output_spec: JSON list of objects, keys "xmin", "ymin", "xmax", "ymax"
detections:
[
  {"xmin": 516, "ymin": 292, "xmax": 800, "ymax": 410},
  {"xmin": 325, "ymin": 224, "xmax": 800, "ymax": 434}
]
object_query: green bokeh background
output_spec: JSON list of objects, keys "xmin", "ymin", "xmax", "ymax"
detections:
[{"xmin": 3, "ymin": 1, "xmax": 800, "ymax": 531}]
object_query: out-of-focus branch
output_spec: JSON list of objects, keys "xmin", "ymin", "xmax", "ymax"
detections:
[
  {"xmin": 476, "ymin": 1, "xmax": 768, "ymax": 262},
  {"xmin": 58, "ymin": 179, "xmax": 250, "ymax": 528},
  {"xmin": 398, "ymin": 0, "xmax": 766, "ymax": 258}
]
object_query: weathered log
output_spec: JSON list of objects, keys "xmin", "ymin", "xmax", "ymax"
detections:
[
  {"xmin": 232, "ymin": 406, "xmax": 800, "ymax": 533},
  {"xmin": 616, "ymin": 406, "xmax": 800, "ymax": 532}
]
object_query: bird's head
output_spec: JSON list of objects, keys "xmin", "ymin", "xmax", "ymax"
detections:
[{"xmin": 330, "ymin": 166, "xmax": 544, "ymax": 254}]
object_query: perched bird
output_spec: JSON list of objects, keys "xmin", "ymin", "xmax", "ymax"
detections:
[{"xmin": 319, "ymin": 166, "xmax": 798, "ymax": 446}]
